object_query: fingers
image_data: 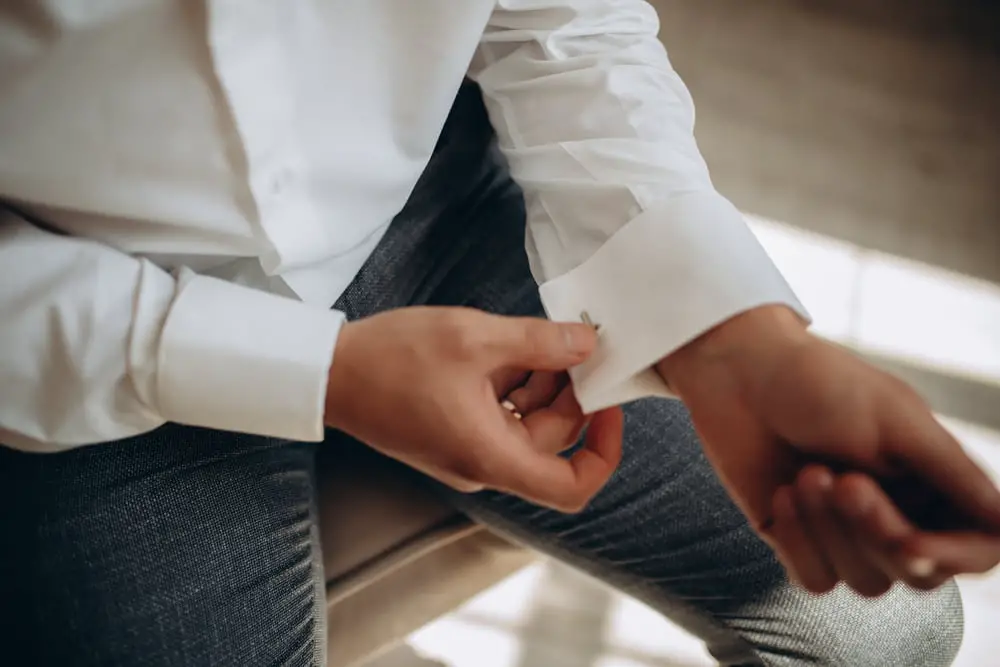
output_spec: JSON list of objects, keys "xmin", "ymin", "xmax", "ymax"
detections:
[
  {"xmin": 882, "ymin": 396, "xmax": 1000, "ymax": 532},
  {"xmin": 828, "ymin": 473, "xmax": 945, "ymax": 588},
  {"xmin": 522, "ymin": 384, "xmax": 586, "ymax": 454},
  {"xmin": 767, "ymin": 485, "xmax": 838, "ymax": 593},
  {"xmin": 782, "ymin": 468, "xmax": 999, "ymax": 595},
  {"xmin": 506, "ymin": 371, "xmax": 568, "ymax": 415},
  {"xmin": 903, "ymin": 531, "xmax": 1000, "ymax": 579},
  {"xmin": 491, "ymin": 368, "xmax": 529, "ymax": 399},
  {"xmin": 494, "ymin": 406, "xmax": 624, "ymax": 513},
  {"xmin": 483, "ymin": 316, "xmax": 597, "ymax": 371},
  {"xmin": 794, "ymin": 466, "xmax": 893, "ymax": 597},
  {"xmin": 831, "ymin": 474, "xmax": 1000, "ymax": 587}
]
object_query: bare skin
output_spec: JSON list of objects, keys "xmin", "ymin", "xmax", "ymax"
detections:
[
  {"xmin": 325, "ymin": 304, "xmax": 1000, "ymax": 596},
  {"xmin": 325, "ymin": 307, "xmax": 622, "ymax": 514},
  {"xmin": 660, "ymin": 305, "xmax": 1000, "ymax": 596}
]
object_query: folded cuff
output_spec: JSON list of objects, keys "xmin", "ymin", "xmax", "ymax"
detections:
[
  {"xmin": 156, "ymin": 270, "xmax": 344, "ymax": 441},
  {"xmin": 538, "ymin": 191, "xmax": 809, "ymax": 413}
]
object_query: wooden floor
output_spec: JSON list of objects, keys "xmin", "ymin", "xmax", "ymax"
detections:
[{"xmin": 364, "ymin": 1, "xmax": 1000, "ymax": 665}]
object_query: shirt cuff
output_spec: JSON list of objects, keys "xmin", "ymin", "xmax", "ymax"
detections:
[
  {"xmin": 538, "ymin": 191, "xmax": 810, "ymax": 414},
  {"xmin": 155, "ymin": 270, "xmax": 344, "ymax": 441}
]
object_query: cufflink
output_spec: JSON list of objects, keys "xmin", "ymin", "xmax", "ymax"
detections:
[{"xmin": 580, "ymin": 311, "xmax": 601, "ymax": 332}]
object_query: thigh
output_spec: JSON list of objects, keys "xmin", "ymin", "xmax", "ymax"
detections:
[
  {"xmin": 453, "ymin": 399, "xmax": 964, "ymax": 667},
  {"xmin": 334, "ymin": 80, "xmax": 536, "ymax": 321},
  {"xmin": 405, "ymin": 87, "xmax": 964, "ymax": 667},
  {"xmin": 349, "ymin": 82, "xmax": 965, "ymax": 666},
  {"xmin": 0, "ymin": 427, "xmax": 326, "ymax": 667}
]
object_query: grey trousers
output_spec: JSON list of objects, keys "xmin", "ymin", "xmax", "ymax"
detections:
[{"xmin": 0, "ymin": 83, "xmax": 963, "ymax": 667}]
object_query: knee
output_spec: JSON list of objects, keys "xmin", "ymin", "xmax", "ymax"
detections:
[
  {"xmin": 859, "ymin": 581, "xmax": 964, "ymax": 667},
  {"xmin": 751, "ymin": 580, "xmax": 963, "ymax": 667},
  {"xmin": 915, "ymin": 581, "xmax": 964, "ymax": 666}
]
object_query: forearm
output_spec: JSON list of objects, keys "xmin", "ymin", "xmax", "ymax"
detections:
[{"xmin": 475, "ymin": 1, "xmax": 809, "ymax": 414}]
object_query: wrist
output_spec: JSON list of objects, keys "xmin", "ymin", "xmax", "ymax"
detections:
[
  {"xmin": 657, "ymin": 305, "xmax": 810, "ymax": 401},
  {"xmin": 324, "ymin": 319, "xmax": 361, "ymax": 432}
]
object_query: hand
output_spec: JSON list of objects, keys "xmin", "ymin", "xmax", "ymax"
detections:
[
  {"xmin": 325, "ymin": 306, "xmax": 624, "ymax": 513},
  {"xmin": 659, "ymin": 306, "xmax": 1000, "ymax": 596}
]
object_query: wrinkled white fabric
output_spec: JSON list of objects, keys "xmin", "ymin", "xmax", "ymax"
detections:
[{"xmin": 0, "ymin": 0, "xmax": 805, "ymax": 451}]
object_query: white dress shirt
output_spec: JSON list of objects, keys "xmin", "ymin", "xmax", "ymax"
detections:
[{"xmin": 0, "ymin": 0, "xmax": 806, "ymax": 452}]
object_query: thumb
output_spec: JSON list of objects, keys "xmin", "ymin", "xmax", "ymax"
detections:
[{"xmin": 484, "ymin": 315, "xmax": 597, "ymax": 371}]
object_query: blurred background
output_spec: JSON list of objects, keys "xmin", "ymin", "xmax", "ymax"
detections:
[{"xmin": 364, "ymin": 0, "xmax": 1000, "ymax": 665}]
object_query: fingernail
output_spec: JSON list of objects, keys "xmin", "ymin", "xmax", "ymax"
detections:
[
  {"xmin": 563, "ymin": 324, "xmax": 595, "ymax": 354},
  {"xmin": 907, "ymin": 557, "xmax": 936, "ymax": 578}
]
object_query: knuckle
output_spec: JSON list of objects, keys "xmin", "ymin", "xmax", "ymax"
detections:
[
  {"xmin": 538, "ymin": 322, "xmax": 566, "ymax": 357},
  {"xmin": 521, "ymin": 319, "xmax": 560, "ymax": 358},
  {"xmin": 506, "ymin": 387, "xmax": 528, "ymax": 405},
  {"xmin": 511, "ymin": 321, "xmax": 542, "ymax": 358}
]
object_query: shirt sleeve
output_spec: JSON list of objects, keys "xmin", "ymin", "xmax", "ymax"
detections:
[
  {"xmin": 472, "ymin": 0, "xmax": 809, "ymax": 413},
  {"xmin": 0, "ymin": 209, "xmax": 344, "ymax": 452}
]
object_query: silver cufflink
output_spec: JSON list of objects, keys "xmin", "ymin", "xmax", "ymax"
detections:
[{"xmin": 580, "ymin": 311, "xmax": 601, "ymax": 332}]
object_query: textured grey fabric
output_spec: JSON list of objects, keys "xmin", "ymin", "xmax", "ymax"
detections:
[
  {"xmin": 0, "ymin": 82, "xmax": 962, "ymax": 666},
  {"xmin": 0, "ymin": 434, "xmax": 326, "ymax": 666}
]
